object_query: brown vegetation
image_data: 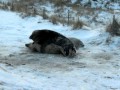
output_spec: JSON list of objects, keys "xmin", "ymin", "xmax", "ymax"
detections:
[
  {"xmin": 73, "ymin": 19, "xmax": 84, "ymax": 30},
  {"xmin": 1, "ymin": 0, "xmax": 118, "ymax": 31},
  {"xmin": 106, "ymin": 15, "xmax": 120, "ymax": 36}
]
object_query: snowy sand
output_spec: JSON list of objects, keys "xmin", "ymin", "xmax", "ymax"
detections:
[{"xmin": 0, "ymin": 10, "xmax": 120, "ymax": 90}]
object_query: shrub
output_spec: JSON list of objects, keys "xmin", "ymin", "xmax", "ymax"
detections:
[
  {"xmin": 106, "ymin": 15, "xmax": 120, "ymax": 36},
  {"xmin": 42, "ymin": 8, "xmax": 48, "ymax": 19},
  {"xmin": 72, "ymin": 20, "xmax": 84, "ymax": 30},
  {"xmin": 49, "ymin": 15, "xmax": 58, "ymax": 25}
]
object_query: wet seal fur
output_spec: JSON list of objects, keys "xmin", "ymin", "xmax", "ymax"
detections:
[{"xmin": 26, "ymin": 29, "xmax": 84, "ymax": 57}]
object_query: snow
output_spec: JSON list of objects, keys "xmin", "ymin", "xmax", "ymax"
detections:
[
  {"xmin": 0, "ymin": 10, "xmax": 120, "ymax": 90},
  {"xmin": 0, "ymin": 0, "xmax": 11, "ymax": 3}
]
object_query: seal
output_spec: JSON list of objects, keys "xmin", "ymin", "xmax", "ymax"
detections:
[{"xmin": 26, "ymin": 29, "xmax": 83, "ymax": 57}]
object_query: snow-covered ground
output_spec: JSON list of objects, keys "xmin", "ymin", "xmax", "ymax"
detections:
[{"xmin": 0, "ymin": 10, "xmax": 120, "ymax": 90}]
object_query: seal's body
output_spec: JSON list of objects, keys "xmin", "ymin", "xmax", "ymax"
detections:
[{"xmin": 68, "ymin": 37, "xmax": 84, "ymax": 49}]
